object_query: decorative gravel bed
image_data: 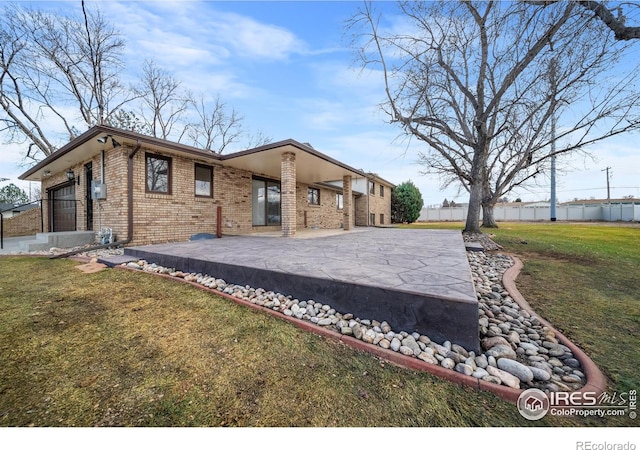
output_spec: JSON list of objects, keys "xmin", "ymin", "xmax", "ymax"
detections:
[{"xmin": 114, "ymin": 247, "xmax": 586, "ymax": 393}]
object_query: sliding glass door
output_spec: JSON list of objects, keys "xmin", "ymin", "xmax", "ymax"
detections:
[{"xmin": 252, "ymin": 177, "xmax": 281, "ymax": 226}]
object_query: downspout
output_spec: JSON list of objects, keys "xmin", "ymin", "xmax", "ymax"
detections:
[
  {"xmin": 101, "ymin": 150, "xmax": 105, "ymax": 183},
  {"xmin": 50, "ymin": 140, "xmax": 141, "ymax": 259}
]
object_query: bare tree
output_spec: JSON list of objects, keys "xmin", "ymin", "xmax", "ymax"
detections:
[
  {"xmin": 1, "ymin": 2, "xmax": 271, "ymax": 163},
  {"xmin": 350, "ymin": 1, "xmax": 640, "ymax": 233},
  {"xmin": 0, "ymin": 2, "xmax": 128, "ymax": 162},
  {"xmin": 186, "ymin": 94, "xmax": 242, "ymax": 153},
  {"xmin": 185, "ymin": 94, "xmax": 273, "ymax": 153},
  {"xmin": 244, "ymin": 129, "xmax": 273, "ymax": 149},
  {"xmin": 542, "ymin": 1, "xmax": 640, "ymax": 40},
  {"xmin": 136, "ymin": 60, "xmax": 191, "ymax": 141},
  {"xmin": 106, "ymin": 109, "xmax": 151, "ymax": 135}
]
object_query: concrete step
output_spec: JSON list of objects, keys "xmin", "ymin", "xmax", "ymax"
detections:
[
  {"xmin": 97, "ymin": 254, "xmax": 138, "ymax": 268},
  {"xmin": 21, "ymin": 231, "xmax": 97, "ymax": 252}
]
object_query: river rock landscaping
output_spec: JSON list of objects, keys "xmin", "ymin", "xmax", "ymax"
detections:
[{"xmin": 113, "ymin": 246, "xmax": 586, "ymax": 393}]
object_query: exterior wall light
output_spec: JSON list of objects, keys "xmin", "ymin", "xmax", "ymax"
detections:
[
  {"xmin": 97, "ymin": 135, "xmax": 121, "ymax": 148},
  {"xmin": 66, "ymin": 169, "xmax": 80, "ymax": 185}
]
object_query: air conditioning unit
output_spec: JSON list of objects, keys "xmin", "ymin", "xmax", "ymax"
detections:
[{"xmin": 91, "ymin": 181, "xmax": 107, "ymax": 200}]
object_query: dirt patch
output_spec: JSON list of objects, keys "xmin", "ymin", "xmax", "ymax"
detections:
[{"xmin": 75, "ymin": 262, "xmax": 108, "ymax": 273}]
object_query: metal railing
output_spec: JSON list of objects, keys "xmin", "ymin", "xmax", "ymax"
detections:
[
  {"xmin": 0, "ymin": 199, "xmax": 44, "ymax": 250},
  {"xmin": 0, "ymin": 198, "xmax": 81, "ymax": 250}
]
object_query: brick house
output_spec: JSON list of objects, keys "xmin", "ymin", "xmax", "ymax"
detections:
[{"xmin": 19, "ymin": 125, "xmax": 393, "ymax": 245}]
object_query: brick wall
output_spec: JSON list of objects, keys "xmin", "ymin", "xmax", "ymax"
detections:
[
  {"xmin": 355, "ymin": 195, "xmax": 368, "ymax": 226},
  {"xmin": 296, "ymin": 183, "xmax": 347, "ymax": 229},
  {"xmin": 281, "ymin": 152, "xmax": 296, "ymax": 236},
  {"xmin": 130, "ymin": 147, "xmax": 255, "ymax": 245},
  {"xmin": 37, "ymin": 144, "xmax": 391, "ymax": 245},
  {"xmin": 354, "ymin": 178, "xmax": 393, "ymax": 226},
  {"xmin": 343, "ymin": 175, "xmax": 353, "ymax": 230},
  {"xmin": 1, "ymin": 207, "xmax": 42, "ymax": 237},
  {"xmin": 215, "ymin": 165, "xmax": 253, "ymax": 235},
  {"xmin": 368, "ymin": 182, "xmax": 392, "ymax": 225}
]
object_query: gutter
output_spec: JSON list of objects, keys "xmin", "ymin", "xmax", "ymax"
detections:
[{"xmin": 50, "ymin": 140, "xmax": 141, "ymax": 259}]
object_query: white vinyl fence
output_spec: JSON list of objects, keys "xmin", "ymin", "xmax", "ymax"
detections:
[{"xmin": 419, "ymin": 204, "xmax": 640, "ymax": 222}]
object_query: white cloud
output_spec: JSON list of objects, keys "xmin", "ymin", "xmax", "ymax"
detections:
[
  {"xmin": 0, "ymin": 142, "xmax": 36, "ymax": 190},
  {"xmin": 212, "ymin": 13, "xmax": 308, "ymax": 60},
  {"xmin": 134, "ymin": 39, "xmax": 224, "ymax": 68},
  {"xmin": 105, "ymin": 1, "xmax": 308, "ymax": 64}
]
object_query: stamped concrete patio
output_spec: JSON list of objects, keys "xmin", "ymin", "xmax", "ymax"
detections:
[{"xmin": 110, "ymin": 228, "xmax": 479, "ymax": 351}]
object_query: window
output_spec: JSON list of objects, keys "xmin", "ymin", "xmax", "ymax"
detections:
[
  {"xmin": 380, "ymin": 185, "xmax": 384, "ymax": 197},
  {"xmin": 369, "ymin": 180, "xmax": 375, "ymax": 195},
  {"xmin": 195, "ymin": 164, "xmax": 213, "ymax": 197},
  {"xmin": 308, "ymin": 187, "xmax": 320, "ymax": 206},
  {"xmin": 146, "ymin": 153, "xmax": 171, "ymax": 194},
  {"xmin": 252, "ymin": 177, "xmax": 281, "ymax": 226},
  {"xmin": 336, "ymin": 193, "xmax": 343, "ymax": 210},
  {"xmin": 380, "ymin": 213, "xmax": 384, "ymax": 225}
]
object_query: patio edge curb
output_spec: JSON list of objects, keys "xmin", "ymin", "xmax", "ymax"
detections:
[{"xmin": 502, "ymin": 255, "xmax": 608, "ymax": 398}]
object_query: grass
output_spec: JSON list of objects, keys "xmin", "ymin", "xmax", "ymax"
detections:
[{"xmin": 0, "ymin": 221, "xmax": 638, "ymax": 427}]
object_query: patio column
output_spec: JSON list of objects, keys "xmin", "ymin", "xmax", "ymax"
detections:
[
  {"xmin": 281, "ymin": 152, "xmax": 296, "ymax": 237},
  {"xmin": 343, "ymin": 175, "xmax": 352, "ymax": 231}
]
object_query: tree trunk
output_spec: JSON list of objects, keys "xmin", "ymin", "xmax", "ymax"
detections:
[
  {"xmin": 464, "ymin": 181, "xmax": 483, "ymax": 234},
  {"xmin": 481, "ymin": 201, "xmax": 498, "ymax": 228},
  {"xmin": 481, "ymin": 181, "xmax": 499, "ymax": 228}
]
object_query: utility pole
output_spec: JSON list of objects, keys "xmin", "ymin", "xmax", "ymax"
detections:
[
  {"xmin": 602, "ymin": 167, "xmax": 611, "ymax": 202},
  {"xmin": 550, "ymin": 104, "xmax": 557, "ymax": 221},
  {"xmin": 549, "ymin": 52, "xmax": 557, "ymax": 222}
]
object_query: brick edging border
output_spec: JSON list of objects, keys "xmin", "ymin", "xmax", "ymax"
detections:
[{"xmin": 502, "ymin": 255, "xmax": 608, "ymax": 398}]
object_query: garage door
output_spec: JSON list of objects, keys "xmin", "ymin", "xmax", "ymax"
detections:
[{"xmin": 50, "ymin": 183, "xmax": 76, "ymax": 232}]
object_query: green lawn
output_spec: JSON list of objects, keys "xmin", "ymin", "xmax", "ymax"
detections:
[{"xmin": 0, "ymin": 222, "xmax": 638, "ymax": 427}]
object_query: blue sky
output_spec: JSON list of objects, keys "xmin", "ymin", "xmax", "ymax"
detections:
[{"xmin": 1, "ymin": 0, "xmax": 639, "ymax": 206}]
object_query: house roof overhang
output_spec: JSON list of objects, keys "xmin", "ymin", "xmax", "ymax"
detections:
[
  {"xmin": 218, "ymin": 139, "xmax": 366, "ymax": 185},
  {"xmin": 19, "ymin": 127, "xmax": 367, "ymax": 187},
  {"xmin": 19, "ymin": 125, "xmax": 219, "ymax": 182}
]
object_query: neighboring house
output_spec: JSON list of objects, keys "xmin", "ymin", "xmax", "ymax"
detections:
[
  {"xmin": 561, "ymin": 198, "xmax": 639, "ymax": 206},
  {"xmin": 19, "ymin": 125, "xmax": 394, "ymax": 246},
  {"xmin": 0, "ymin": 202, "xmax": 39, "ymax": 218}
]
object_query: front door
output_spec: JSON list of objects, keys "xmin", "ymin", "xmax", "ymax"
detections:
[
  {"xmin": 50, "ymin": 182, "xmax": 76, "ymax": 232},
  {"xmin": 85, "ymin": 163, "xmax": 93, "ymax": 230}
]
